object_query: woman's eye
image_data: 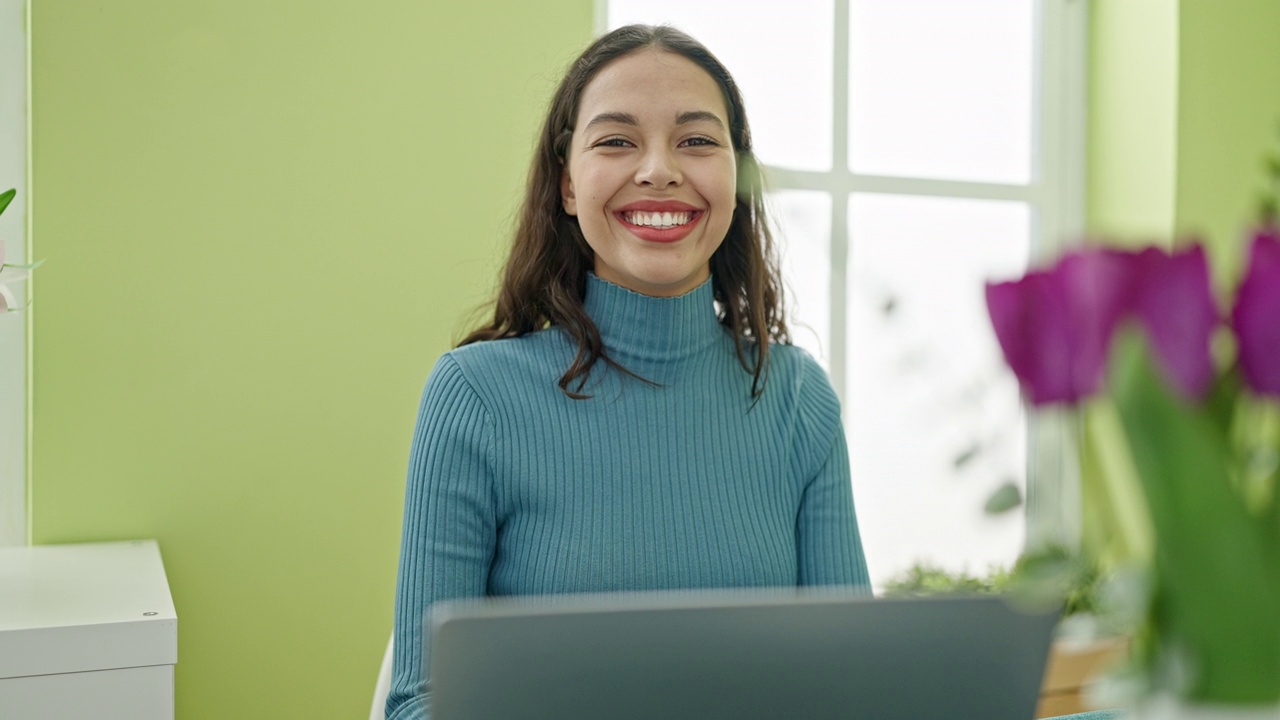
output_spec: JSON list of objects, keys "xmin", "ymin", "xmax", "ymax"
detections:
[
  {"xmin": 594, "ymin": 137, "xmax": 632, "ymax": 148},
  {"xmin": 681, "ymin": 136, "xmax": 720, "ymax": 148}
]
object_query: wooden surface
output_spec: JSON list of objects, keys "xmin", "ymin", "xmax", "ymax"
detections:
[{"xmin": 1036, "ymin": 637, "xmax": 1128, "ymax": 718}]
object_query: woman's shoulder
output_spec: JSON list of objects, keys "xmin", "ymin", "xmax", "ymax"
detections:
[
  {"xmin": 768, "ymin": 344, "xmax": 837, "ymax": 397},
  {"xmin": 768, "ymin": 342, "xmax": 820, "ymax": 370},
  {"xmin": 445, "ymin": 331, "xmax": 557, "ymax": 367},
  {"xmin": 426, "ymin": 329, "xmax": 570, "ymax": 393},
  {"xmin": 449, "ymin": 324, "xmax": 567, "ymax": 355},
  {"xmin": 765, "ymin": 344, "xmax": 845, "ymax": 469},
  {"xmin": 766, "ymin": 343, "xmax": 842, "ymax": 432}
]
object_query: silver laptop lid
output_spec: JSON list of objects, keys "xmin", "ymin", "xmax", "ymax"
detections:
[{"xmin": 430, "ymin": 589, "xmax": 1059, "ymax": 720}]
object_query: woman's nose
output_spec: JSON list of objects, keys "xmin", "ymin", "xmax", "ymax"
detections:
[{"xmin": 635, "ymin": 147, "xmax": 682, "ymax": 187}]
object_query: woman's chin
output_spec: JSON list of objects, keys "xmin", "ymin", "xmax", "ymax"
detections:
[{"xmin": 599, "ymin": 266, "xmax": 710, "ymax": 297}]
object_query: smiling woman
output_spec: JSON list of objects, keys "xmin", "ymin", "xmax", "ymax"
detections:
[{"xmin": 387, "ymin": 24, "xmax": 870, "ymax": 720}]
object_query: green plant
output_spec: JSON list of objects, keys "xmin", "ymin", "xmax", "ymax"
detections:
[
  {"xmin": 883, "ymin": 546, "xmax": 1103, "ymax": 619},
  {"xmin": 882, "ymin": 561, "xmax": 1011, "ymax": 597},
  {"xmin": 982, "ymin": 125, "xmax": 1280, "ymax": 702}
]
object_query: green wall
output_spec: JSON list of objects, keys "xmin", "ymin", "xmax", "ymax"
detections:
[
  {"xmin": 1174, "ymin": 0, "xmax": 1280, "ymax": 286},
  {"xmin": 1088, "ymin": 0, "xmax": 1280, "ymax": 277},
  {"xmin": 1087, "ymin": 0, "xmax": 1180, "ymax": 244},
  {"xmin": 30, "ymin": 2, "xmax": 592, "ymax": 717}
]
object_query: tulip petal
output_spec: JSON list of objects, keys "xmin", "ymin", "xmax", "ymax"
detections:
[
  {"xmin": 1233, "ymin": 229, "xmax": 1280, "ymax": 396},
  {"xmin": 1129, "ymin": 245, "xmax": 1219, "ymax": 399},
  {"xmin": 1057, "ymin": 249, "xmax": 1138, "ymax": 393},
  {"xmin": 986, "ymin": 248, "xmax": 1135, "ymax": 405},
  {"xmin": 987, "ymin": 274, "xmax": 1074, "ymax": 404}
]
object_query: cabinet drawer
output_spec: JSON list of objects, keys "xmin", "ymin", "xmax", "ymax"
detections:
[{"xmin": 0, "ymin": 664, "xmax": 173, "ymax": 720}]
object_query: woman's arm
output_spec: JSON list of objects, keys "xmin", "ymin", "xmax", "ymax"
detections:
[
  {"xmin": 792, "ymin": 355, "xmax": 872, "ymax": 590},
  {"xmin": 387, "ymin": 355, "xmax": 497, "ymax": 720}
]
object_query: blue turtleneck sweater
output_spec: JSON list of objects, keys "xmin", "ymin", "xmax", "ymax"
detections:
[{"xmin": 387, "ymin": 274, "xmax": 870, "ymax": 720}]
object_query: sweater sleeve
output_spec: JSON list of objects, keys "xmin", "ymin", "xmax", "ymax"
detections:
[
  {"xmin": 792, "ymin": 353, "xmax": 872, "ymax": 591},
  {"xmin": 387, "ymin": 354, "xmax": 497, "ymax": 720}
]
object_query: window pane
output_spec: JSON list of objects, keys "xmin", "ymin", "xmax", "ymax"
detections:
[
  {"xmin": 848, "ymin": 0, "xmax": 1034, "ymax": 184},
  {"xmin": 846, "ymin": 193, "xmax": 1029, "ymax": 587},
  {"xmin": 608, "ymin": 0, "xmax": 834, "ymax": 171},
  {"xmin": 768, "ymin": 190, "xmax": 832, "ymax": 366}
]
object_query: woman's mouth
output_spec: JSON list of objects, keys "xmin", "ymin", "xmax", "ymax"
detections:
[
  {"xmin": 621, "ymin": 210, "xmax": 697, "ymax": 229},
  {"xmin": 616, "ymin": 210, "xmax": 705, "ymax": 243}
]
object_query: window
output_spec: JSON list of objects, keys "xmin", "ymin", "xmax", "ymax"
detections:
[
  {"xmin": 604, "ymin": 0, "xmax": 1087, "ymax": 587},
  {"xmin": 1, "ymin": 0, "xmax": 29, "ymax": 547}
]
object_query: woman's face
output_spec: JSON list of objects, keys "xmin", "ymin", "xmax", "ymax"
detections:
[{"xmin": 561, "ymin": 49, "xmax": 737, "ymax": 297}]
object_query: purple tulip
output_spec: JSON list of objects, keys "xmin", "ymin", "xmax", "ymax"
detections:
[
  {"xmin": 985, "ymin": 248, "xmax": 1135, "ymax": 405},
  {"xmin": 1233, "ymin": 228, "xmax": 1280, "ymax": 396},
  {"xmin": 1128, "ymin": 245, "xmax": 1219, "ymax": 400},
  {"xmin": 986, "ymin": 244, "xmax": 1219, "ymax": 406}
]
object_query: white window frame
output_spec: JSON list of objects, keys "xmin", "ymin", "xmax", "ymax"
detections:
[
  {"xmin": 602, "ymin": 0, "xmax": 1089, "ymax": 553},
  {"xmin": 1, "ymin": 0, "xmax": 30, "ymax": 547}
]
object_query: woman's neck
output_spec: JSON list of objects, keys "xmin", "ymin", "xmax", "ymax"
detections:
[{"xmin": 581, "ymin": 272, "xmax": 724, "ymax": 363}]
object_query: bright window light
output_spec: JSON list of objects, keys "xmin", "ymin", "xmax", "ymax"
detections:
[
  {"xmin": 846, "ymin": 193, "xmax": 1030, "ymax": 582},
  {"xmin": 849, "ymin": 0, "xmax": 1034, "ymax": 183}
]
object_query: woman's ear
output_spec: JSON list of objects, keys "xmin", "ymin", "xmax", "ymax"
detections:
[{"xmin": 560, "ymin": 168, "xmax": 578, "ymax": 216}]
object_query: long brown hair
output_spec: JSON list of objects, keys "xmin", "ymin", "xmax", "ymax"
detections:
[{"xmin": 460, "ymin": 24, "xmax": 789, "ymax": 399}]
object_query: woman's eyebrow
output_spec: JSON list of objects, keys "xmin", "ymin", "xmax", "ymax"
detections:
[
  {"xmin": 582, "ymin": 110, "xmax": 726, "ymax": 131},
  {"xmin": 584, "ymin": 112, "xmax": 638, "ymax": 130},
  {"xmin": 675, "ymin": 110, "xmax": 725, "ymax": 129}
]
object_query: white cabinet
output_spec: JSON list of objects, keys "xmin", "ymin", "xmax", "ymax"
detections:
[{"xmin": 0, "ymin": 540, "xmax": 178, "ymax": 719}]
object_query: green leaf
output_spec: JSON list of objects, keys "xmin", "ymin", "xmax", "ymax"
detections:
[
  {"xmin": 983, "ymin": 481, "xmax": 1022, "ymax": 514},
  {"xmin": 1203, "ymin": 364, "xmax": 1242, "ymax": 436},
  {"xmin": 1110, "ymin": 331, "xmax": 1280, "ymax": 702},
  {"xmin": 1005, "ymin": 545, "xmax": 1079, "ymax": 611},
  {"xmin": 1081, "ymin": 399, "xmax": 1154, "ymax": 566},
  {"xmin": 0, "ymin": 188, "xmax": 14, "ymax": 217},
  {"xmin": 1267, "ymin": 154, "xmax": 1280, "ymax": 180},
  {"xmin": 1261, "ymin": 194, "xmax": 1279, "ymax": 225}
]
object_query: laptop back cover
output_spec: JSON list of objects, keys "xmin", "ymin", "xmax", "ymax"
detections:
[{"xmin": 430, "ymin": 590, "xmax": 1058, "ymax": 720}]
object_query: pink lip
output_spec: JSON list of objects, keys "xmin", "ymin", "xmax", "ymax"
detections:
[
  {"xmin": 617, "ymin": 200, "xmax": 702, "ymax": 212},
  {"xmin": 614, "ymin": 200, "xmax": 706, "ymax": 243}
]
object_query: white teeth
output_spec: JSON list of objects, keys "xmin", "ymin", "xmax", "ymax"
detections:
[{"xmin": 623, "ymin": 211, "xmax": 695, "ymax": 228}]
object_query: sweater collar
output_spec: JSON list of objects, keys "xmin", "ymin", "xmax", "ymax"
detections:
[{"xmin": 582, "ymin": 273, "xmax": 724, "ymax": 361}]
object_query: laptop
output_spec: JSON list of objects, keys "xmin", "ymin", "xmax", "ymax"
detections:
[{"xmin": 428, "ymin": 589, "xmax": 1059, "ymax": 720}]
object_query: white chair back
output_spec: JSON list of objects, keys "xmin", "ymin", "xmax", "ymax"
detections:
[{"xmin": 369, "ymin": 634, "xmax": 394, "ymax": 720}]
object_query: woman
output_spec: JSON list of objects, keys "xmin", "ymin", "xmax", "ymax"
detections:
[{"xmin": 387, "ymin": 24, "xmax": 870, "ymax": 720}]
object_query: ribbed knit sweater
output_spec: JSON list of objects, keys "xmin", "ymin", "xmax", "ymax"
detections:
[{"xmin": 386, "ymin": 274, "xmax": 870, "ymax": 720}]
